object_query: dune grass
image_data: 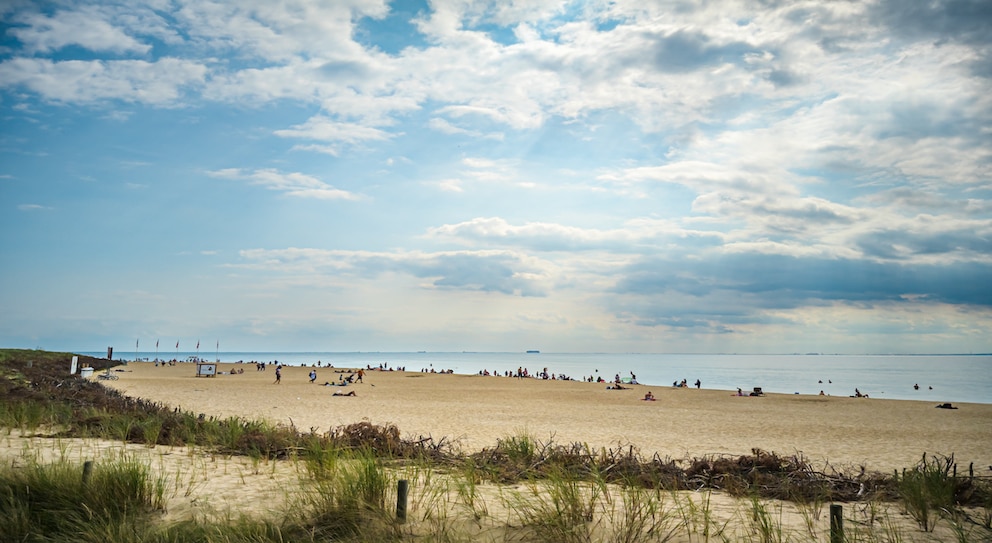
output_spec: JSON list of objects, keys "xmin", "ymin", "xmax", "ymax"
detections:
[{"xmin": 0, "ymin": 454, "xmax": 165, "ymax": 543}]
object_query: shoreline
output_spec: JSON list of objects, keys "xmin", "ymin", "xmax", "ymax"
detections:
[
  {"xmin": 85, "ymin": 352, "xmax": 992, "ymax": 405},
  {"xmin": 98, "ymin": 361, "xmax": 992, "ymax": 474}
]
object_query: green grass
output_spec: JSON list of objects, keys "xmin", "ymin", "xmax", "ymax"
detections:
[
  {"xmin": 897, "ymin": 453, "xmax": 960, "ymax": 532},
  {"xmin": 0, "ymin": 454, "xmax": 165, "ymax": 543}
]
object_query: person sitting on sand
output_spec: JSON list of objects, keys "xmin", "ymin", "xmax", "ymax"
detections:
[
  {"xmin": 643, "ymin": 391, "xmax": 655, "ymax": 401},
  {"xmin": 333, "ymin": 390, "xmax": 356, "ymax": 397}
]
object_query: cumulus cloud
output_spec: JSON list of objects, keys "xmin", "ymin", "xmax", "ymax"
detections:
[
  {"xmin": 0, "ymin": 57, "xmax": 206, "ymax": 105},
  {"xmin": 9, "ymin": 6, "xmax": 152, "ymax": 54}
]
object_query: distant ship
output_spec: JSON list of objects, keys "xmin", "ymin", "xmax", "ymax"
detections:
[{"xmin": 526, "ymin": 350, "xmax": 540, "ymax": 354}]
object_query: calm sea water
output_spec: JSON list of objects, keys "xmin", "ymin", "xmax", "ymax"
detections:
[{"xmin": 86, "ymin": 351, "xmax": 992, "ymax": 405}]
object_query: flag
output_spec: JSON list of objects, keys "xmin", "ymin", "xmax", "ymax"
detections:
[
  {"xmin": 196, "ymin": 340, "xmax": 200, "ymax": 350},
  {"xmin": 216, "ymin": 340, "xmax": 219, "ymax": 350},
  {"xmin": 156, "ymin": 339, "xmax": 159, "ymax": 349},
  {"xmin": 176, "ymin": 340, "xmax": 179, "ymax": 349},
  {"xmin": 136, "ymin": 338, "xmax": 139, "ymax": 349}
]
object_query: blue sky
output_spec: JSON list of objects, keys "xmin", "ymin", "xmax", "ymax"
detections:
[{"xmin": 2, "ymin": 0, "xmax": 991, "ymax": 354}]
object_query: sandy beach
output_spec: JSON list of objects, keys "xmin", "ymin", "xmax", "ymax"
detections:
[{"xmin": 99, "ymin": 362, "xmax": 992, "ymax": 474}]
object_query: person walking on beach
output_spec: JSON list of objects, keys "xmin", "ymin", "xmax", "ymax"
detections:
[
  {"xmin": 274, "ymin": 365, "xmax": 281, "ymax": 384},
  {"xmin": 309, "ymin": 369, "xmax": 317, "ymax": 383}
]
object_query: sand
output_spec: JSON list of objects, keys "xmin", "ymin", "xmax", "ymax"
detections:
[{"xmin": 98, "ymin": 362, "xmax": 992, "ymax": 474}]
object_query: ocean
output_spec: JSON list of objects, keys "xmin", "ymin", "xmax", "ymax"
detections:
[{"xmin": 84, "ymin": 351, "xmax": 992, "ymax": 405}]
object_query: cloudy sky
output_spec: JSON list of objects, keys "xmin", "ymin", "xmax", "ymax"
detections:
[{"xmin": 2, "ymin": 0, "xmax": 990, "ymax": 354}]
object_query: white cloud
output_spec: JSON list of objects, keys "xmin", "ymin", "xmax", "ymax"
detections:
[
  {"xmin": 427, "ymin": 178, "xmax": 465, "ymax": 193},
  {"xmin": 10, "ymin": 7, "xmax": 151, "ymax": 54},
  {"xmin": 428, "ymin": 216, "xmax": 725, "ymax": 253},
  {"xmin": 428, "ymin": 117, "xmax": 504, "ymax": 140},
  {"xmin": 208, "ymin": 168, "xmax": 360, "ymax": 200},
  {"xmin": 274, "ymin": 115, "xmax": 395, "ymax": 147},
  {"xmin": 0, "ymin": 58, "xmax": 206, "ymax": 105}
]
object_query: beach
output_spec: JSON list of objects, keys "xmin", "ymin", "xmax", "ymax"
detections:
[{"xmin": 99, "ymin": 362, "xmax": 992, "ymax": 474}]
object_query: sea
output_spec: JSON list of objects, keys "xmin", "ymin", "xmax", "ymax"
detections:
[{"xmin": 83, "ymin": 351, "xmax": 992, "ymax": 405}]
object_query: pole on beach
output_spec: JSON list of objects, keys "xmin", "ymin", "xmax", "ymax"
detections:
[
  {"xmin": 396, "ymin": 479, "xmax": 409, "ymax": 522},
  {"xmin": 830, "ymin": 504, "xmax": 843, "ymax": 543}
]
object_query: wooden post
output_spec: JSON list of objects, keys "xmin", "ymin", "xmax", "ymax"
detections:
[
  {"xmin": 970, "ymin": 462, "xmax": 974, "ymax": 480},
  {"xmin": 830, "ymin": 504, "xmax": 843, "ymax": 543},
  {"xmin": 82, "ymin": 460, "xmax": 94, "ymax": 485},
  {"xmin": 396, "ymin": 479, "xmax": 409, "ymax": 522}
]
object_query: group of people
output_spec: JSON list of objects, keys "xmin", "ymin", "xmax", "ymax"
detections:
[
  {"xmin": 672, "ymin": 379, "xmax": 701, "ymax": 389},
  {"xmin": 268, "ymin": 365, "xmax": 365, "ymax": 397}
]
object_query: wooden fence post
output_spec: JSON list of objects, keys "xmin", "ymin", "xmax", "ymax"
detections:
[
  {"xmin": 82, "ymin": 460, "xmax": 94, "ymax": 485},
  {"xmin": 830, "ymin": 504, "xmax": 844, "ymax": 543},
  {"xmin": 396, "ymin": 479, "xmax": 409, "ymax": 522}
]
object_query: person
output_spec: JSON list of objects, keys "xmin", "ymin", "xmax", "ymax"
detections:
[
  {"xmin": 819, "ymin": 390, "xmax": 825, "ymax": 396},
  {"xmin": 357, "ymin": 369, "xmax": 364, "ymax": 383},
  {"xmin": 309, "ymin": 369, "xmax": 317, "ymax": 383},
  {"xmin": 333, "ymin": 390, "xmax": 356, "ymax": 397},
  {"xmin": 274, "ymin": 365, "xmax": 281, "ymax": 384},
  {"xmin": 737, "ymin": 387, "xmax": 743, "ymax": 396},
  {"xmin": 643, "ymin": 391, "xmax": 655, "ymax": 401},
  {"xmin": 694, "ymin": 379, "xmax": 701, "ymax": 389}
]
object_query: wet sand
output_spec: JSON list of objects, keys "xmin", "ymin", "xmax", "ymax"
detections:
[{"xmin": 99, "ymin": 362, "xmax": 992, "ymax": 473}]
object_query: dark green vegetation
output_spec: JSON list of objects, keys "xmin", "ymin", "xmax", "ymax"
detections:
[{"xmin": 2, "ymin": 348, "xmax": 991, "ymax": 542}]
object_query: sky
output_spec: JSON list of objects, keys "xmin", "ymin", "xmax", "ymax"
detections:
[{"xmin": 1, "ymin": 0, "xmax": 991, "ymax": 354}]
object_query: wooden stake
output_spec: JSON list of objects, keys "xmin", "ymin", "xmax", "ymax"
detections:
[
  {"xmin": 396, "ymin": 479, "xmax": 409, "ymax": 522},
  {"xmin": 830, "ymin": 504, "xmax": 844, "ymax": 543}
]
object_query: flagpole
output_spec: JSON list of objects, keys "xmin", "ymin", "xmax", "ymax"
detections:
[
  {"xmin": 155, "ymin": 339, "xmax": 159, "ymax": 362},
  {"xmin": 215, "ymin": 340, "xmax": 219, "ymax": 363},
  {"xmin": 135, "ymin": 338, "xmax": 138, "ymax": 365}
]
